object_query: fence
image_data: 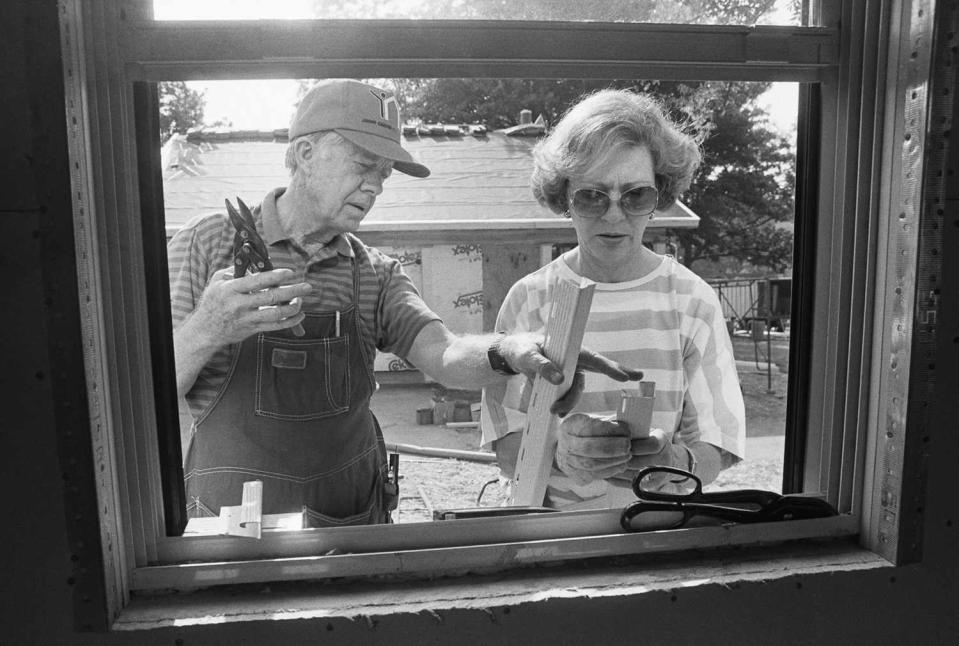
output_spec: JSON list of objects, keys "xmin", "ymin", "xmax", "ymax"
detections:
[{"xmin": 709, "ymin": 276, "xmax": 792, "ymax": 331}]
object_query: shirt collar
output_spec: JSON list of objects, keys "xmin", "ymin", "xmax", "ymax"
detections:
[{"xmin": 258, "ymin": 187, "xmax": 355, "ymax": 259}]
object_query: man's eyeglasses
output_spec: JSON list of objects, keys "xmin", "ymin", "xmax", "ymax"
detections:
[
  {"xmin": 620, "ymin": 466, "xmax": 838, "ymax": 532},
  {"xmin": 568, "ymin": 185, "xmax": 659, "ymax": 219}
]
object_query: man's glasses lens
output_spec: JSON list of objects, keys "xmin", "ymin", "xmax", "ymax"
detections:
[{"xmin": 571, "ymin": 186, "xmax": 658, "ymax": 218}]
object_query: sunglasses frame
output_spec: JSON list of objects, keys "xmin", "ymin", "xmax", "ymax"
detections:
[{"xmin": 567, "ymin": 185, "xmax": 659, "ymax": 219}]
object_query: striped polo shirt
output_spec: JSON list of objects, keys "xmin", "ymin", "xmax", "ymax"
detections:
[
  {"xmin": 168, "ymin": 188, "xmax": 441, "ymax": 419},
  {"xmin": 481, "ymin": 253, "xmax": 746, "ymax": 508}
]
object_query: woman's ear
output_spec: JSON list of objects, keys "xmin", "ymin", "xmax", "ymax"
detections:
[{"xmin": 551, "ymin": 179, "xmax": 571, "ymax": 215}]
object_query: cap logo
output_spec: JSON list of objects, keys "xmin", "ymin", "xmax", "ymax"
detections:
[{"xmin": 369, "ymin": 88, "xmax": 398, "ymax": 126}]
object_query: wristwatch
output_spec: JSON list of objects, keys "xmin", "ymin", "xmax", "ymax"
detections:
[
  {"xmin": 680, "ymin": 443, "xmax": 698, "ymax": 476},
  {"xmin": 487, "ymin": 337, "xmax": 519, "ymax": 376}
]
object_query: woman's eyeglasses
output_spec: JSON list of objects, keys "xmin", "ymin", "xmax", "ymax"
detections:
[{"xmin": 568, "ymin": 186, "xmax": 659, "ymax": 219}]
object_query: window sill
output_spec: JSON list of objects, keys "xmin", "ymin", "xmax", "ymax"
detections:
[
  {"xmin": 140, "ymin": 514, "xmax": 858, "ymax": 589},
  {"xmin": 116, "ymin": 538, "xmax": 887, "ymax": 631}
]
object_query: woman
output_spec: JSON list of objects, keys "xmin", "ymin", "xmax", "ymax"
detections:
[{"xmin": 481, "ymin": 89, "xmax": 746, "ymax": 509}]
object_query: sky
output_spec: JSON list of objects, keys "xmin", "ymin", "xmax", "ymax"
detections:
[{"xmin": 197, "ymin": 80, "xmax": 302, "ymax": 130}]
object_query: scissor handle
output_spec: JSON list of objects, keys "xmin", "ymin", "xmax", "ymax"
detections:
[
  {"xmin": 631, "ymin": 465, "xmax": 703, "ymax": 500},
  {"xmin": 620, "ymin": 500, "xmax": 692, "ymax": 532}
]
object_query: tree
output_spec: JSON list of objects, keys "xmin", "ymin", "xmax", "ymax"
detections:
[
  {"xmin": 389, "ymin": 79, "xmax": 629, "ymax": 129},
  {"xmin": 158, "ymin": 81, "xmax": 205, "ymax": 143},
  {"xmin": 307, "ymin": 0, "xmax": 793, "ymax": 24},
  {"xmin": 673, "ymin": 81, "xmax": 795, "ymax": 275}
]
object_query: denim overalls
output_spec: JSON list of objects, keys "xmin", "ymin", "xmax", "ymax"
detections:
[{"xmin": 184, "ymin": 239, "xmax": 391, "ymax": 526}]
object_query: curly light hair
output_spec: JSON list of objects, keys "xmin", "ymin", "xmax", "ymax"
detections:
[{"xmin": 531, "ymin": 89, "xmax": 703, "ymax": 214}]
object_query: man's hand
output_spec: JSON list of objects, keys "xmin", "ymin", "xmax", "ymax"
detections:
[
  {"xmin": 174, "ymin": 267, "xmax": 313, "ymax": 398},
  {"xmin": 555, "ymin": 413, "xmax": 679, "ymax": 486},
  {"xmin": 495, "ymin": 332, "xmax": 644, "ymax": 415},
  {"xmin": 189, "ymin": 267, "xmax": 312, "ymax": 347}
]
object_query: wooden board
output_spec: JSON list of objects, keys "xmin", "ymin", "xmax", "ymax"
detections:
[
  {"xmin": 617, "ymin": 381, "xmax": 656, "ymax": 439},
  {"xmin": 510, "ymin": 278, "xmax": 595, "ymax": 506}
]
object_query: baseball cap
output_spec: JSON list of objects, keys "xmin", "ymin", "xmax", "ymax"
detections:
[{"xmin": 289, "ymin": 79, "xmax": 430, "ymax": 178}]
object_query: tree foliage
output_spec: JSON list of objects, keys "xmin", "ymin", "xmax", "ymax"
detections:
[
  {"xmin": 158, "ymin": 81, "xmax": 205, "ymax": 143},
  {"xmin": 306, "ymin": 0, "xmax": 794, "ymax": 25},
  {"xmin": 677, "ymin": 82, "xmax": 795, "ymax": 274},
  {"xmin": 390, "ymin": 79, "xmax": 635, "ymax": 129}
]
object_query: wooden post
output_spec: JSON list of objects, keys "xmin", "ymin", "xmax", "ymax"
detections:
[
  {"xmin": 617, "ymin": 381, "xmax": 656, "ymax": 439},
  {"xmin": 510, "ymin": 278, "xmax": 595, "ymax": 506},
  {"xmin": 609, "ymin": 381, "xmax": 657, "ymax": 499}
]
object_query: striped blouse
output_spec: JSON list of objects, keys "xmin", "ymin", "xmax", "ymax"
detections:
[
  {"xmin": 167, "ymin": 188, "xmax": 440, "ymax": 419},
  {"xmin": 481, "ymin": 253, "xmax": 746, "ymax": 508}
]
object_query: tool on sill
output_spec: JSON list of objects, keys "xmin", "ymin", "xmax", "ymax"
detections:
[
  {"xmin": 226, "ymin": 197, "xmax": 305, "ymax": 337},
  {"xmin": 433, "ymin": 506, "xmax": 558, "ymax": 521},
  {"xmin": 620, "ymin": 466, "xmax": 838, "ymax": 532}
]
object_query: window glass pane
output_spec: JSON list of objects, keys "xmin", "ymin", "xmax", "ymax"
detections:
[
  {"xmin": 152, "ymin": 0, "xmax": 807, "ymax": 26},
  {"xmin": 161, "ymin": 78, "xmax": 797, "ymax": 527}
]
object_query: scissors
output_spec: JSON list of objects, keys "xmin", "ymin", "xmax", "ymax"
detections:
[
  {"xmin": 225, "ymin": 197, "xmax": 305, "ymax": 337},
  {"xmin": 620, "ymin": 466, "xmax": 837, "ymax": 532}
]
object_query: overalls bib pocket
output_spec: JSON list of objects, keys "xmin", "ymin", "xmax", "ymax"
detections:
[{"xmin": 255, "ymin": 333, "xmax": 351, "ymax": 420}]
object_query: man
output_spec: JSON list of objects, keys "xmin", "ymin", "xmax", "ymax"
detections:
[{"xmin": 169, "ymin": 79, "xmax": 641, "ymax": 526}]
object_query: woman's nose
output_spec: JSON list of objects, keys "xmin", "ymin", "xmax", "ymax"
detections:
[{"xmin": 601, "ymin": 200, "xmax": 628, "ymax": 223}]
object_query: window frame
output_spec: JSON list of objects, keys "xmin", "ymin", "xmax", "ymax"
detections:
[{"xmin": 58, "ymin": 0, "xmax": 941, "ymax": 618}]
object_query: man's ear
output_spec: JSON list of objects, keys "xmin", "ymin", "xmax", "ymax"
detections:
[{"xmin": 293, "ymin": 137, "xmax": 314, "ymax": 167}]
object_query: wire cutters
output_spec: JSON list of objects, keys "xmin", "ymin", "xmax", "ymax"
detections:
[
  {"xmin": 226, "ymin": 197, "xmax": 273, "ymax": 276},
  {"xmin": 225, "ymin": 197, "xmax": 305, "ymax": 337}
]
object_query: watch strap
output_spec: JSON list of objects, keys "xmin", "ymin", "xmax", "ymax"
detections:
[{"xmin": 488, "ymin": 337, "xmax": 519, "ymax": 376}]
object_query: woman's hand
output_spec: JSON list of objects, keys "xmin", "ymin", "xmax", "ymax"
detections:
[
  {"xmin": 554, "ymin": 413, "xmax": 631, "ymax": 485},
  {"xmin": 555, "ymin": 413, "xmax": 683, "ymax": 486},
  {"xmin": 612, "ymin": 430, "xmax": 685, "ymax": 487}
]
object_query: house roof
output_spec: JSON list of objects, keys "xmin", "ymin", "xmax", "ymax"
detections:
[{"xmin": 161, "ymin": 127, "xmax": 700, "ymax": 237}]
